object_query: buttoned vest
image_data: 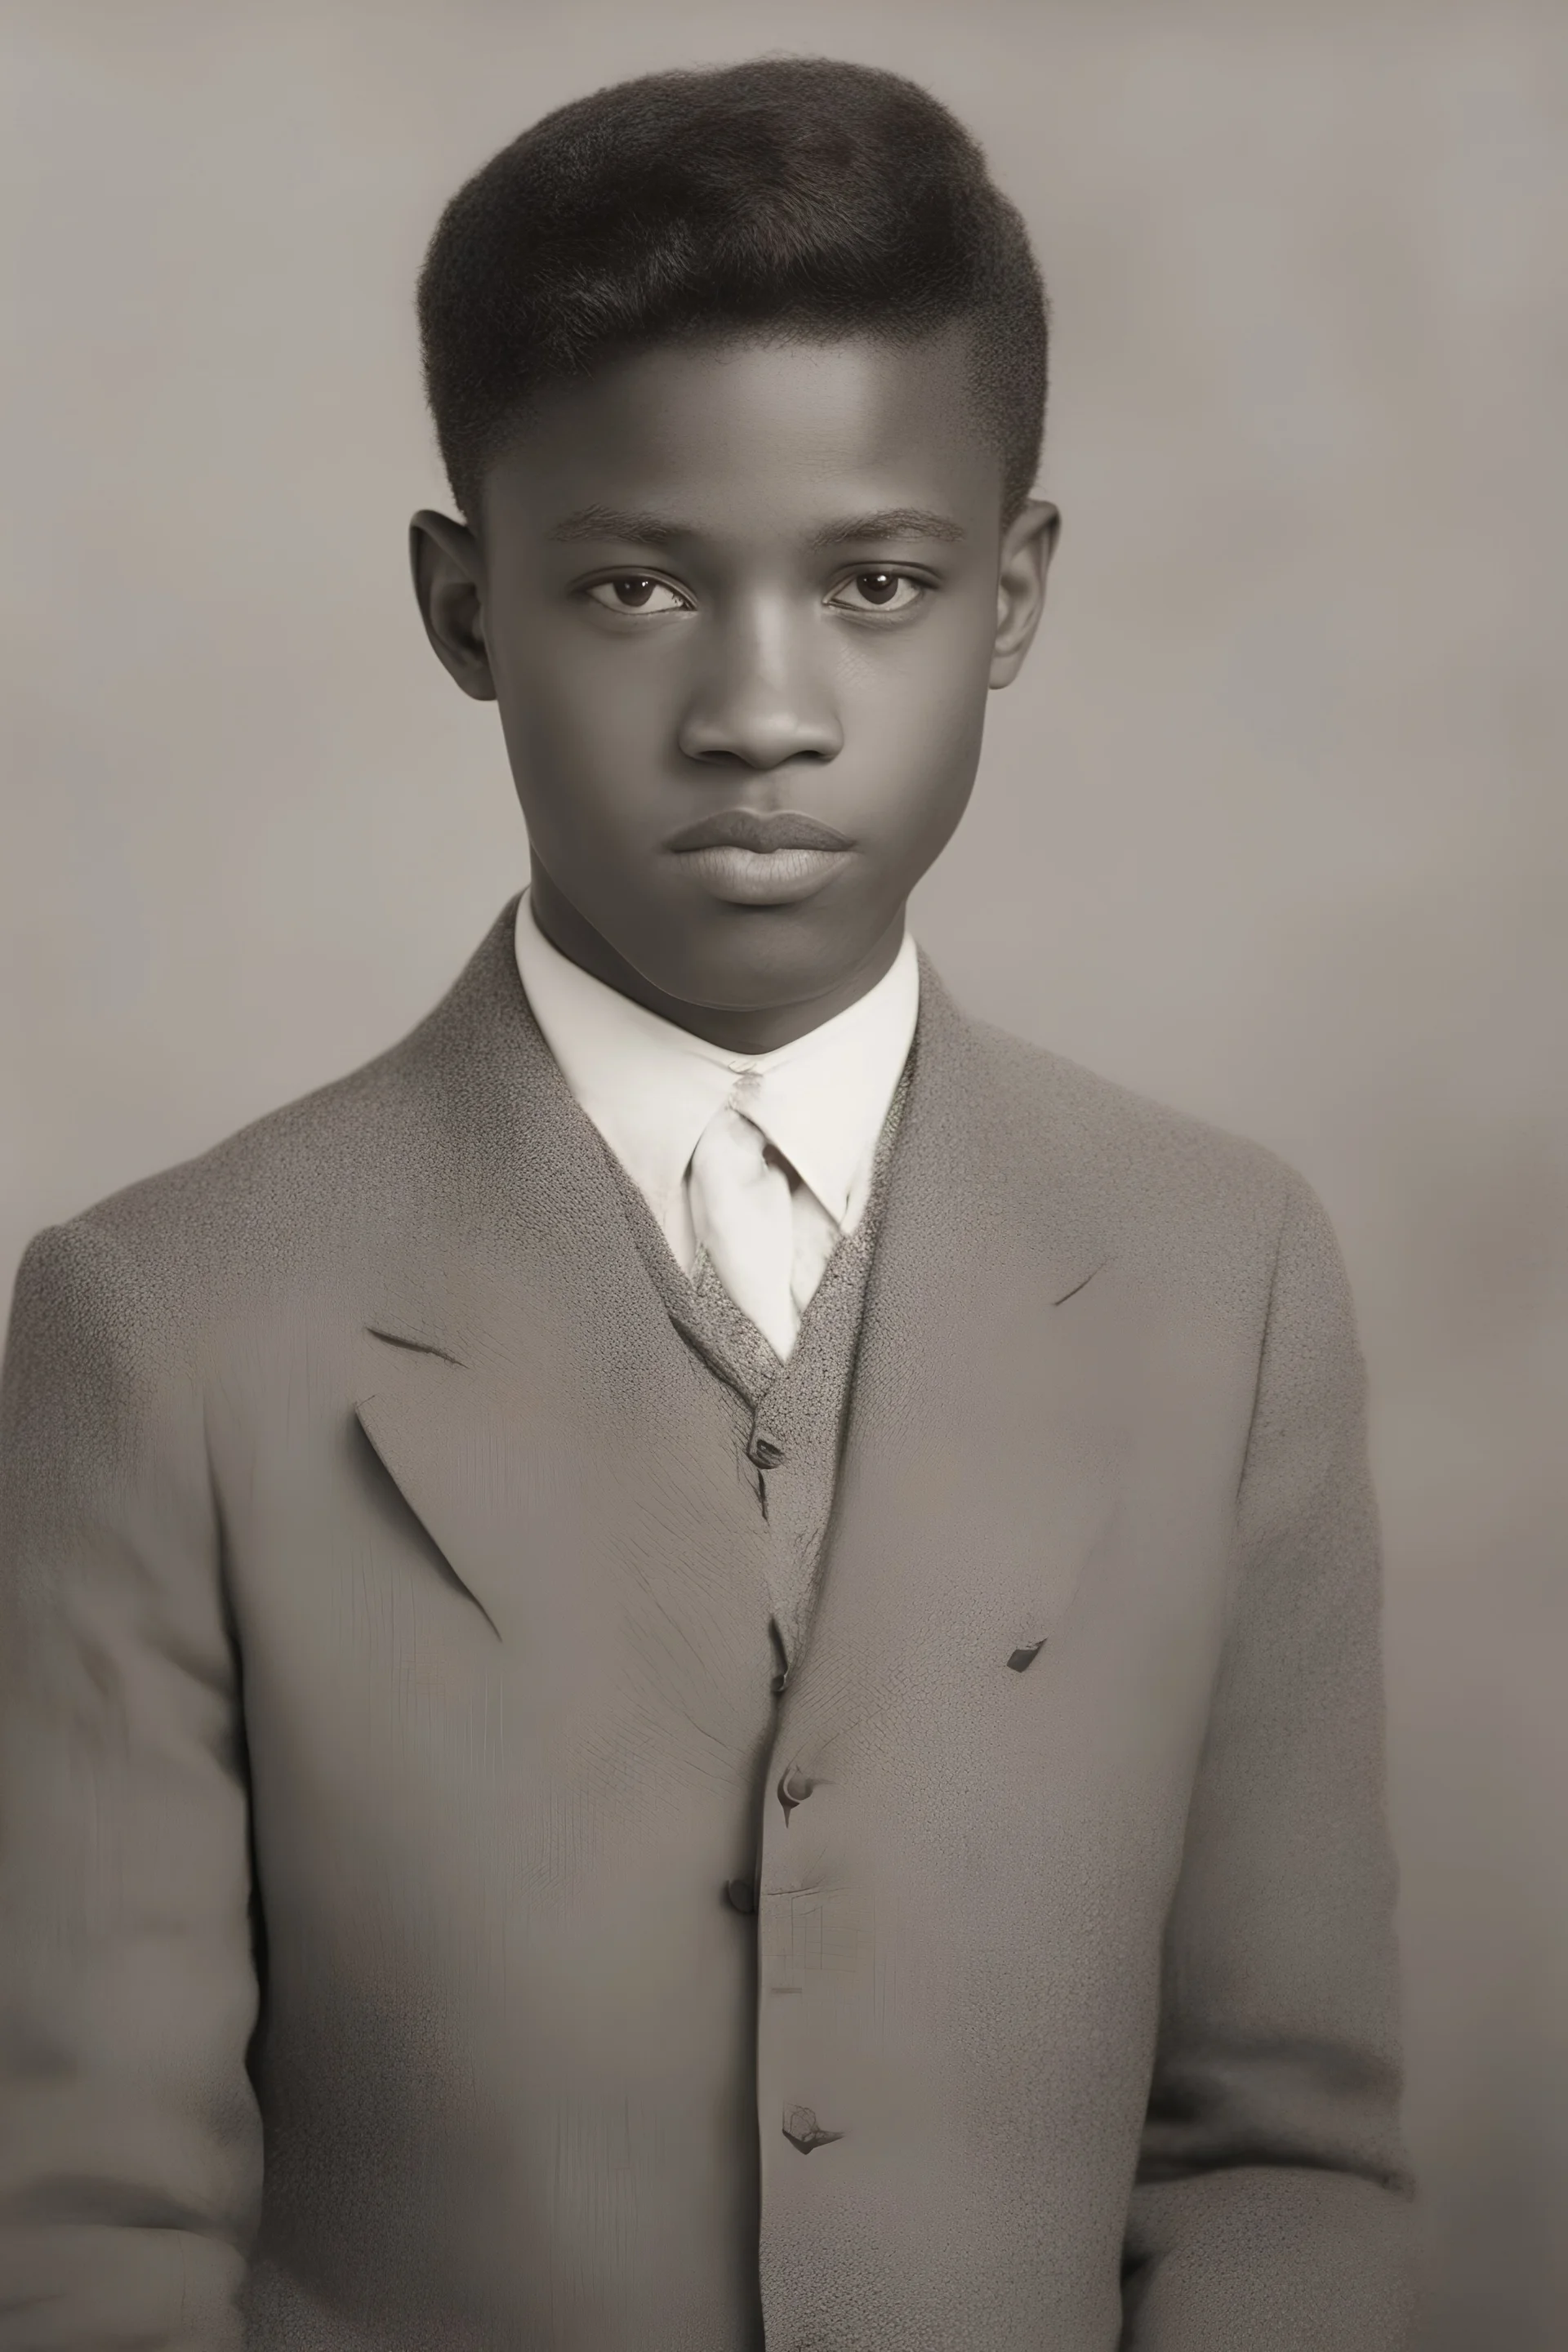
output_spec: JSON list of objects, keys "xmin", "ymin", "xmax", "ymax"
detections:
[{"xmin": 601, "ymin": 1062, "xmax": 912, "ymax": 1690}]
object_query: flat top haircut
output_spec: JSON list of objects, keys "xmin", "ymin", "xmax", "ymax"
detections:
[{"xmin": 417, "ymin": 57, "xmax": 1049, "ymax": 526}]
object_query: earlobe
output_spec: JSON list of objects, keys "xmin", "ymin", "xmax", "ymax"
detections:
[
  {"xmin": 990, "ymin": 497, "xmax": 1059, "ymax": 690},
  {"xmin": 409, "ymin": 508, "xmax": 498, "ymax": 702}
]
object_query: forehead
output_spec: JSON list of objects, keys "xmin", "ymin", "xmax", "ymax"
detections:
[{"xmin": 481, "ymin": 329, "xmax": 1001, "ymax": 537}]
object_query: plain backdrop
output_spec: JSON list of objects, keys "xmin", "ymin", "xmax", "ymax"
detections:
[{"xmin": 2, "ymin": 2, "xmax": 1565, "ymax": 2343}]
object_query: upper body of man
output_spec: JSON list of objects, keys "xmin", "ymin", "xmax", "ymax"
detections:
[{"xmin": 0, "ymin": 56, "xmax": 1415, "ymax": 2351}]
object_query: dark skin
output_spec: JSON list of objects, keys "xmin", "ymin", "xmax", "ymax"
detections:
[{"xmin": 411, "ymin": 327, "xmax": 1058, "ymax": 1052}]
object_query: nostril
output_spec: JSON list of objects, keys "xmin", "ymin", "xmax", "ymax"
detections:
[
  {"xmin": 677, "ymin": 699, "xmax": 843, "ymax": 769},
  {"xmin": 688, "ymin": 745, "xmax": 834, "ymax": 771}
]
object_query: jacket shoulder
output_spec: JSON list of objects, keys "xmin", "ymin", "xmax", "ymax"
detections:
[
  {"xmin": 5, "ymin": 1054, "xmax": 416, "ymax": 1392},
  {"xmin": 957, "ymin": 1009, "xmax": 1307, "ymax": 1240},
  {"xmin": 38, "ymin": 905, "xmax": 524, "ymax": 1296},
  {"xmin": 69, "ymin": 1032, "xmax": 425, "ymax": 1269}
]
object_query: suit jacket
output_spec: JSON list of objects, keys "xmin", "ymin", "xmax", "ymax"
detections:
[{"xmin": 0, "ymin": 902, "xmax": 1414, "ymax": 2351}]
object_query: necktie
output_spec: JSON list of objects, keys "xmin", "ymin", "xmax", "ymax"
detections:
[{"xmin": 688, "ymin": 1100, "xmax": 800, "ymax": 1359}]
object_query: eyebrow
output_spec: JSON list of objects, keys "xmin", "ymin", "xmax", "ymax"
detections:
[
  {"xmin": 546, "ymin": 506, "xmax": 690, "ymax": 547},
  {"xmin": 544, "ymin": 503, "xmax": 966, "ymax": 549},
  {"xmin": 805, "ymin": 508, "xmax": 966, "ymax": 549}
]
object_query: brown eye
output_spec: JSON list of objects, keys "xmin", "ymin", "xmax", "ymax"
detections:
[
  {"xmin": 585, "ymin": 576, "xmax": 689, "ymax": 615},
  {"xmin": 827, "ymin": 570, "xmax": 925, "ymax": 616}
]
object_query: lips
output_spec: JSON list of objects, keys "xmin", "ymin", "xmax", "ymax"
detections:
[
  {"xmin": 666, "ymin": 808, "xmax": 854, "ymax": 908},
  {"xmin": 664, "ymin": 808, "xmax": 853, "ymax": 854}
]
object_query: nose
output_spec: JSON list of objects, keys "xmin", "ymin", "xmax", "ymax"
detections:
[{"xmin": 677, "ymin": 606, "xmax": 843, "ymax": 770}]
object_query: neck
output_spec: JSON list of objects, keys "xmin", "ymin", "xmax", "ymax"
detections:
[{"xmin": 528, "ymin": 859, "xmax": 905, "ymax": 1054}]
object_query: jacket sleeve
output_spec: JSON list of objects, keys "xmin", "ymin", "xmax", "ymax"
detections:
[
  {"xmin": 1120, "ymin": 1172, "xmax": 1418, "ymax": 2349},
  {"xmin": 0, "ymin": 1218, "xmax": 261, "ymax": 2349}
]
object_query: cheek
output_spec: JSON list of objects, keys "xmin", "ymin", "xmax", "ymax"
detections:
[
  {"xmin": 837, "ymin": 603, "xmax": 994, "ymax": 791},
  {"xmin": 488, "ymin": 610, "xmax": 672, "ymax": 820}
]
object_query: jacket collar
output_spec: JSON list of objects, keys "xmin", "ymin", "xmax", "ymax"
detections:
[{"xmin": 358, "ymin": 898, "xmax": 1104, "ymax": 1364}]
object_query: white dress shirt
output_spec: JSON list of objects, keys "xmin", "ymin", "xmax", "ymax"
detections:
[{"xmin": 513, "ymin": 892, "xmax": 920, "ymax": 1352}]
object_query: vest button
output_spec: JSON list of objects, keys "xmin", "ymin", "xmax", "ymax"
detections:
[
  {"xmin": 777, "ymin": 1764, "xmax": 814, "ymax": 1815},
  {"xmin": 746, "ymin": 1428, "xmax": 786, "ymax": 1469},
  {"xmin": 724, "ymin": 1876, "xmax": 757, "ymax": 1914}
]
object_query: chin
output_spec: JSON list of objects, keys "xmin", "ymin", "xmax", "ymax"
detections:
[{"xmin": 646, "ymin": 911, "xmax": 873, "ymax": 1014}]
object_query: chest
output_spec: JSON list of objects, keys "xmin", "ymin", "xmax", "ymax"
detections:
[{"xmin": 210, "ymin": 1242, "xmax": 1255, "ymax": 1906}]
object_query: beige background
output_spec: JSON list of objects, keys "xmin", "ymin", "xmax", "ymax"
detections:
[{"xmin": 2, "ymin": 1, "xmax": 1565, "ymax": 2342}]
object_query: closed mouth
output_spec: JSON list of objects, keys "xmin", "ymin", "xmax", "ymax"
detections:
[{"xmin": 664, "ymin": 809, "xmax": 853, "ymax": 854}]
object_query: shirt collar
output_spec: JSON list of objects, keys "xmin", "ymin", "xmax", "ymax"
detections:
[{"xmin": 513, "ymin": 890, "xmax": 920, "ymax": 1243}]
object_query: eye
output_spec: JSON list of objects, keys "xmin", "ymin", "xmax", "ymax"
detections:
[
  {"xmin": 585, "ymin": 576, "xmax": 692, "ymax": 614},
  {"xmin": 828, "ymin": 570, "xmax": 928, "ymax": 615}
]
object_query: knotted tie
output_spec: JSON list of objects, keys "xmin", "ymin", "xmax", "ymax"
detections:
[{"xmin": 688, "ymin": 1099, "xmax": 800, "ymax": 1359}]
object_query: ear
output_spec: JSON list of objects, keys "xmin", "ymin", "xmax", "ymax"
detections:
[
  {"xmin": 409, "ymin": 510, "xmax": 497, "ymax": 702},
  {"xmin": 990, "ymin": 497, "xmax": 1059, "ymax": 689}
]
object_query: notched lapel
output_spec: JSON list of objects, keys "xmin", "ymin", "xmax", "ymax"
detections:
[
  {"xmin": 349, "ymin": 1307, "xmax": 590, "ymax": 1648},
  {"xmin": 354, "ymin": 1374, "xmax": 501, "ymax": 1641},
  {"xmin": 350, "ymin": 1303, "xmax": 781, "ymax": 1707},
  {"xmin": 364, "ymin": 1324, "xmax": 461, "ymax": 1368},
  {"xmin": 320, "ymin": 908, "xmax": 781, "ymax": 1704}
]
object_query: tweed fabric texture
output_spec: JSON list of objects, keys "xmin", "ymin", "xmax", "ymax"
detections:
[{"xmin": 0, "ymin": 901, "xmax": 1415, "ymax": 2350}]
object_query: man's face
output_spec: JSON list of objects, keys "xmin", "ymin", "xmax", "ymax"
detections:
[{"xmin": 412, "ymin": 328, "xmax": 1055, "ymax": 1043}]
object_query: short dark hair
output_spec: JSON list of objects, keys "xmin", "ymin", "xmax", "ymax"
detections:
[{"xmin": 417, "ymin": 57, "xmax": 1049, "ymax": 523}]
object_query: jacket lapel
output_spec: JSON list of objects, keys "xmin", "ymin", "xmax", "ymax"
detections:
[
  {"xmin": 782, "ymin": 956, "xmax": 1118, "ymax": 1737},
  {"xmin": 344, "ymin": 914, "xmax": 1114, "ymax": 1694},
  {"xmin": 346, "ymin": 902, "xmax": 776, "ymax": 1652}
]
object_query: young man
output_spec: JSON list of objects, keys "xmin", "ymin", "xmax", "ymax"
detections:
[{"xmin": 0, "ymin": 57, "xmax": 1414, "ymax": 2352}]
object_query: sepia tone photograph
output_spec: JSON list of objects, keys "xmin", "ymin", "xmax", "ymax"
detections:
[{"xmin": 2, "ymin": 3, "xmax": 1564, "ymax": 2346}]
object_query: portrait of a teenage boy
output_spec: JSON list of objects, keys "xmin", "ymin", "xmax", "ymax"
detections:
[{"xmin": 0, "ymin": 56, "xmax": 1415, "ymax": 2352}]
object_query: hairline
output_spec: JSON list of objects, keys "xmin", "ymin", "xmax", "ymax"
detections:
[{"xmin": 457, "ymin": 315, "xmax": 1034, "ymax": 531}]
